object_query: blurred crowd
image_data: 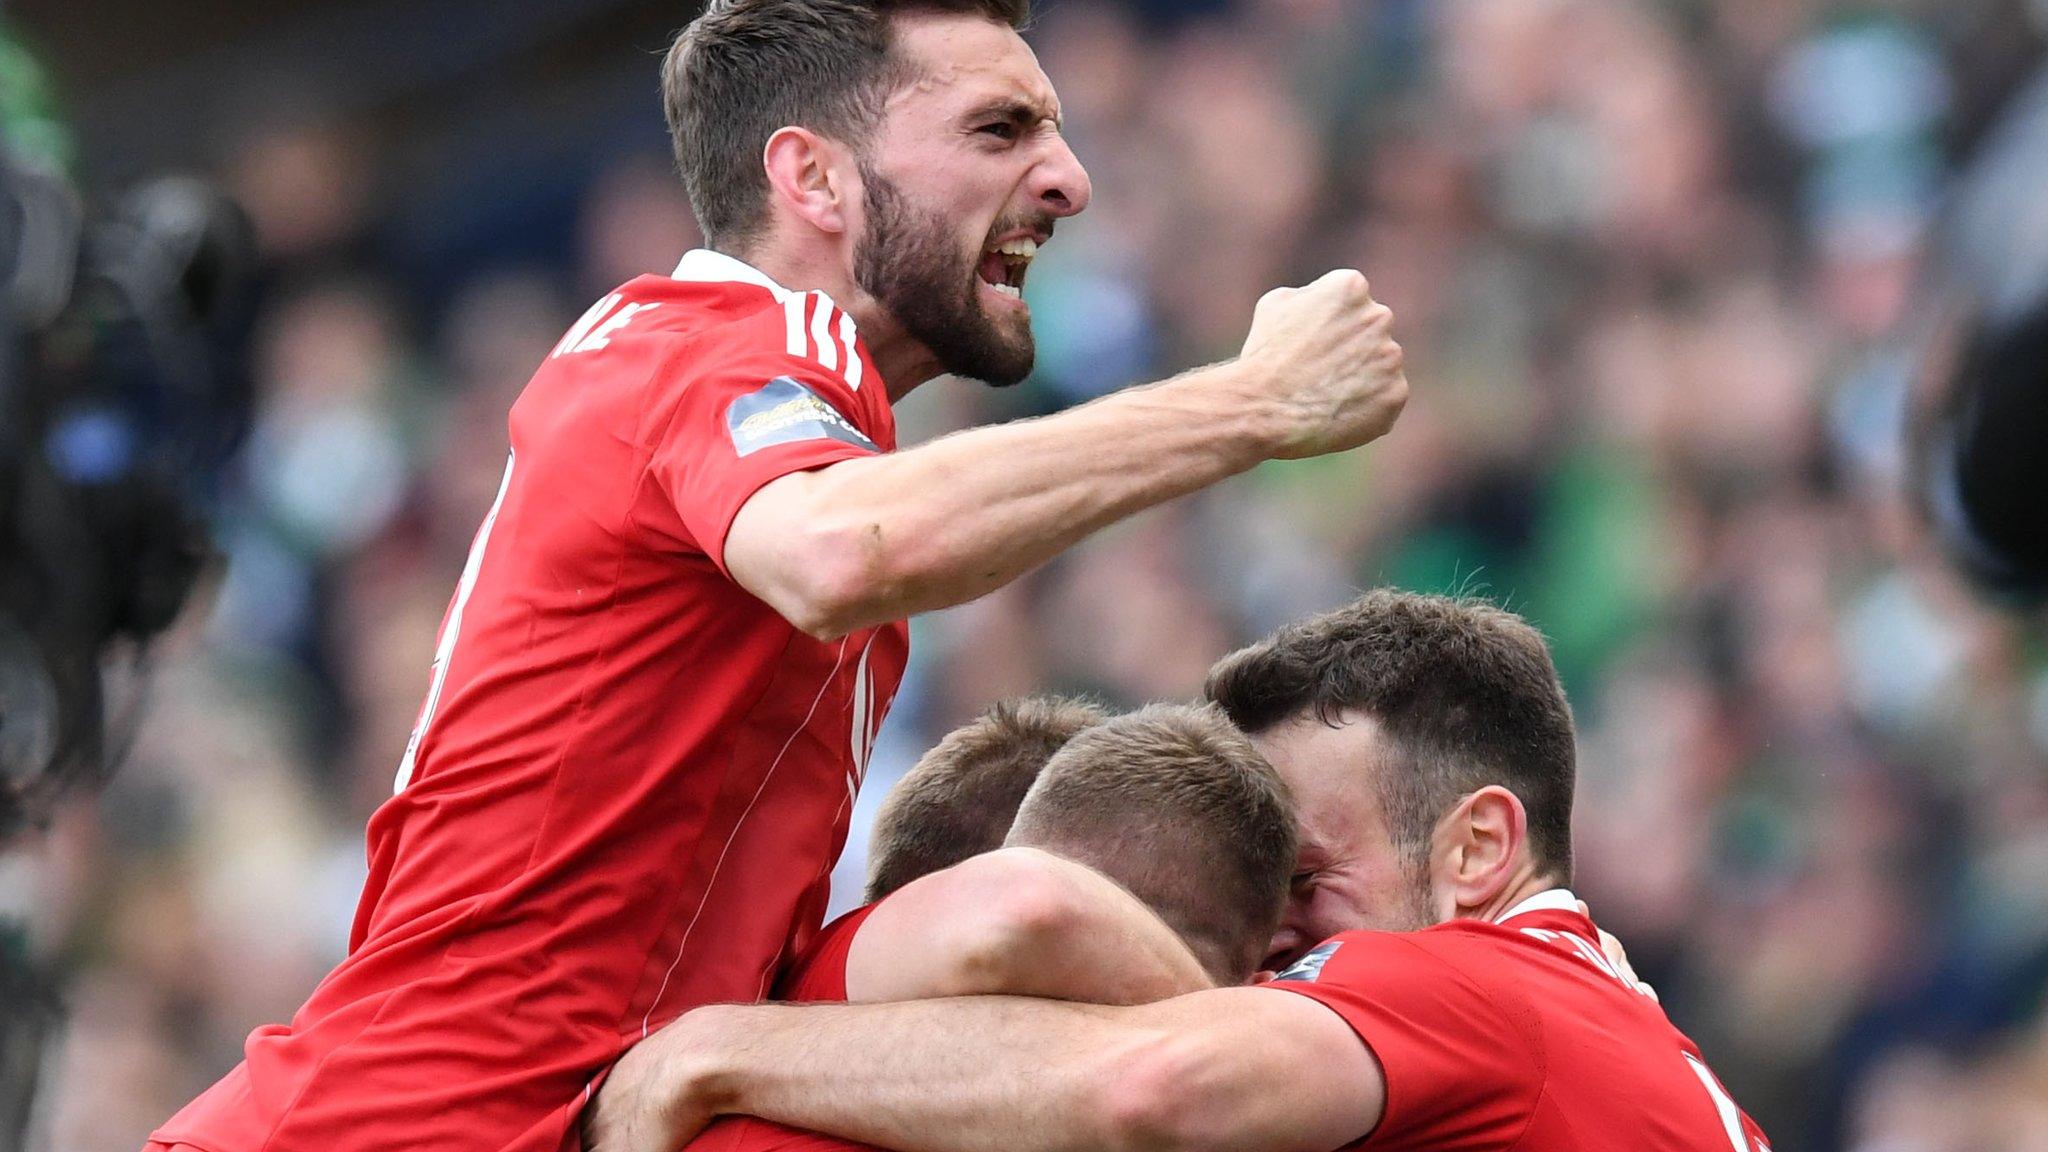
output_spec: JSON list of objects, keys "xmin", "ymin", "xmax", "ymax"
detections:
[{"xmin": 8, "ymin": 1, "xmax": 2048, "ymax": 1149}]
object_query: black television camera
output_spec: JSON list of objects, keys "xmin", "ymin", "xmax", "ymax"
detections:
[
  {"xmin": 0, "ymin": 128, "xmax": 254, "ymax": 1146},
  {"xmin": 1912, "ymin": 63, "xmax": 2048, "ymax": 602},
  {"xmin": 0, "ymin": 145, "xmax": 255, "ymax": 839}
]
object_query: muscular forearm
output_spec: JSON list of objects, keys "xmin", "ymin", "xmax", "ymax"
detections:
[
  {"xmin": 642, "ymin": 991, "xmax": 1376, "ymax": 1152},
  {"xmin": 728, "ymin": 270, "xmax": 1409, "ymax": 639},
  {"xmin": 670, "ymin": 999, "xmax": 1147, "ymax": 1152},
  {"xmin": 729, "ymin": 361, "xmax": 1279, "ymax": 637}
]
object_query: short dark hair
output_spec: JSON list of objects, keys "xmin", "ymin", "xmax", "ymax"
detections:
[
  {"xmin": 1006, "ymin": 704, "xmax": 1297, "ymax": 985},
  {"xmin": 662, "ymin": 0, "xmax": 1031, "ymax": 249},
  {"xmin": 1205, "ymin": 590, "xmax": 1577, "ymax": 884},
  {"xmin": 865, "ymin": 695, "xmax": 1106, "ymax": 901}
]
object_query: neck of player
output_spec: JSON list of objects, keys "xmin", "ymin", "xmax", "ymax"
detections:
[
  {"xmin": 1463, "ymin": 863, "xmax": 1556, "ymax": 925},
  {"xmin": 737, "ymin": 245, "xmax": 945, "ymax": 400}
]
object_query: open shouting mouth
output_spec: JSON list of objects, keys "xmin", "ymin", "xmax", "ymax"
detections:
[{"xmin": 977, "ymin": 235, "xmax": 1038, "ymax": 301}]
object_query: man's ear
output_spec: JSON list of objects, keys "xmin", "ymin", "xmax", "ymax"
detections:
[
  {"xmin": 762, "ymin": 126, "xmax": 854, "ymax": 237},
  {"xmin": 1434, "ymin": 785, "xmax": 1528, "ymax": 915}
]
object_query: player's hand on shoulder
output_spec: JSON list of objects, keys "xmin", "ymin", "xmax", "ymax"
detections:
[
  {"xmin": 1235, "ymin": 268, "xmax": 1409, "ymax": 460},
  {"xmin": 585, "ymin": 1027, "xmax": 719, "ymax": 1152}
]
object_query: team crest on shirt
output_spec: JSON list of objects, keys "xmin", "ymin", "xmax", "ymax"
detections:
[
  {"xmin": 1274, "ymin": 941, "xmax": 1342, "ymax": 983},
  {"xmin": 726, "ymin": 376, "xmax": 876, "ymax": 457}
]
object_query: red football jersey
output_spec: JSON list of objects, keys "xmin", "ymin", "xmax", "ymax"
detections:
[
  {"xmin": 688, "ymin": 904, "xmax": 887, "ymax": 1152},
  {"xmin": 773, "ymin": 902, "xmax": 879, "ymax": 1003},
  {"xmin": 1266, "ymin": 890, "xmax": 1771, "ymax": 1152},
  {"xmin": 154, "ymin": 251, "xmax": 910, "ymax": 1152}
]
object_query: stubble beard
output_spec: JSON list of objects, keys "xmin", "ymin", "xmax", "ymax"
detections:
[
  {"xmin": 1358, "ymin": 848, "xmax": 1439, "ymax": 934},
  {"xmin": 1393, "ymin": 850, "xmax": 1439, "ymax": 931},
  {"xmin": 852, "ymin": 162, "xmax": 1035, "ymax": 387}
]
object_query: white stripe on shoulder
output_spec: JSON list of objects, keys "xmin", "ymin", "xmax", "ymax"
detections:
[
  {"xmin": 783, "ymin": 293, "xmax": 808, "ymax": 358},
  {"xmin": 554, "ymin": 293, "xmax": 620, "ymax": 358},
  {"xmin": 808, "ymin": 294, "xmax": 840, "ymax": 372},
  {"xmin": 837, "ymin": 309, "xmax": 863, "ymax": 391}
]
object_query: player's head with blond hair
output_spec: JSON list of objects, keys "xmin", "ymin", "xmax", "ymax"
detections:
[
  {"xmin": 661, "ymin": 0, "xmax": 1089, "ymax": 387},
  {"xmin": 1206, "ymin": 590, "xmax": 1577, "ymax": 956},
  {"xmin": 1005, "ymin": 704, "xmax": 1298, "ymax": 986},
  {"xmin": 865, "ymin": 694, "xmax": 1108, "ymax": 902}
]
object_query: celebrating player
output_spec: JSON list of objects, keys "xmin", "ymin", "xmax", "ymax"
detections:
[
  {"xmin": 151, "ymin": 1, "xmax": 1406, "ymax": 1147},
  {"xmin": 859, "ymin": 695, "xmax": 1107, "ymax": 904},
  {"xmin": 658, "ymin": 702, "xmax": 1297, "ymax": 1152},
  {"xmin": 790, "ymin": 693, "xmax": 1252, "ymax": 1011},
  {"xmin": 592, "ymin": 592, "xmax": 1770, "ymax": 1152}
]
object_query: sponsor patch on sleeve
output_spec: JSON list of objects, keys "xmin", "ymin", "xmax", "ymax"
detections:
[
  {"xmin": 1274, "ymin": 941, "xmax": 1342, "ymax": 983},
  {"xmin": 725, "ymin": 376, "xmax": 877, "ymax": 458}
]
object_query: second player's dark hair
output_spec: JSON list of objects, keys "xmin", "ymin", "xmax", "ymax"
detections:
[
  {"xmin": 1205, "ymin": 590, "xmax": 1578, "ymax": 884},
  {"xmin": 662, "ymin": 0, "xmax": 1031, "ymax": 250}
]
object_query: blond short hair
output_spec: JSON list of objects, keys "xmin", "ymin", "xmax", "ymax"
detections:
[
  {"xmin": 1007, "ymin": 703, "xmax": 1297, "ymax": 984},
  {"xmin": 865, "ymin": 696, "xmax": 1108, "ymax": 901}
]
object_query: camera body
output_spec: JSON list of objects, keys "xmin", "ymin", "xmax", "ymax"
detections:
[
  {"xmin": 0, "ymin": 143, "xmax": 254, "ymax": 838},
  {"xmin": 0, "ymin": 117, "xmax": 253, "ymax": 1148},
  {"xmin": 1913, "ymin": 64, "xmax": 2048, "ymax": 602}
]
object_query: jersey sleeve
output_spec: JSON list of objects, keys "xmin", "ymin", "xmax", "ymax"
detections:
[
  {"xmin": 773, "ymin": 903, "xmax": 880, "ymax": 1003},
  {"xmin": 648, "ymin": 296, "xmax": 887, "ymax": 577},
  {"xmin": 1262, "ymin": 932, "xmax": 1545, "ymax": 1149}
]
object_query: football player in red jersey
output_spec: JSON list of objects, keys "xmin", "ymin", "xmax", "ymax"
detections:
[
  {"xmin": 150, "ymin": 0, "xmax": 1409, "ymax": 1148},
  {"xmin": 787, "ymin": 694, "xmax": 1241, "ymax": 1014},
  {"xmin": 858, "ymin": 695, "xmax": 1109, "ymax": 907},
  {"xmin": 594, "ymin": 592, "xmax": 1771, "ymax": 1152},
  {"xmin": 667, "ymin": 704, "xmax": 1296, "ymax": 1152}
]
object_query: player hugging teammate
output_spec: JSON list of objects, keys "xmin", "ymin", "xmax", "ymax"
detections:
[
  {"xmin": 148, "ymin": 2, "xmax": 1768, "ymax": 1151},
  {"xmin": 592, "ymin": 591, "xmax": 1771, "ymax": 1152}
]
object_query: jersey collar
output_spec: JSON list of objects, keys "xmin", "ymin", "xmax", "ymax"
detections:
[
  {"xmin": 671, "ymin": 248, "xmax": 794, "ymax": 301},
  {"xmin": 1495, "ymin": 887, "xmax": 1581, "ymax": 924}
]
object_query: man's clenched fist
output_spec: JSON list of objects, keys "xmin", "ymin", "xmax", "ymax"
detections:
[{"xmin": 1236, "ymin": 268, "xmax": 1409, "ymax": 460}]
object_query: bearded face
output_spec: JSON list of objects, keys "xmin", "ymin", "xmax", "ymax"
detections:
[{"xmin": 852, "ymin": 161, "xmax": 1043, "ymax": 387}]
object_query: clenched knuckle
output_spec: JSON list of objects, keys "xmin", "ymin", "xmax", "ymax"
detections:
[{"xmin": 1324, "ymin": 268, "xmax": 1365, "ymax": 294}]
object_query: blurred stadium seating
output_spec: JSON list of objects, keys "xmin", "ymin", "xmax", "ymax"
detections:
[{"xmin": 5, "ymin": 1, "xmax": 2047, "ymax": 1148}]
